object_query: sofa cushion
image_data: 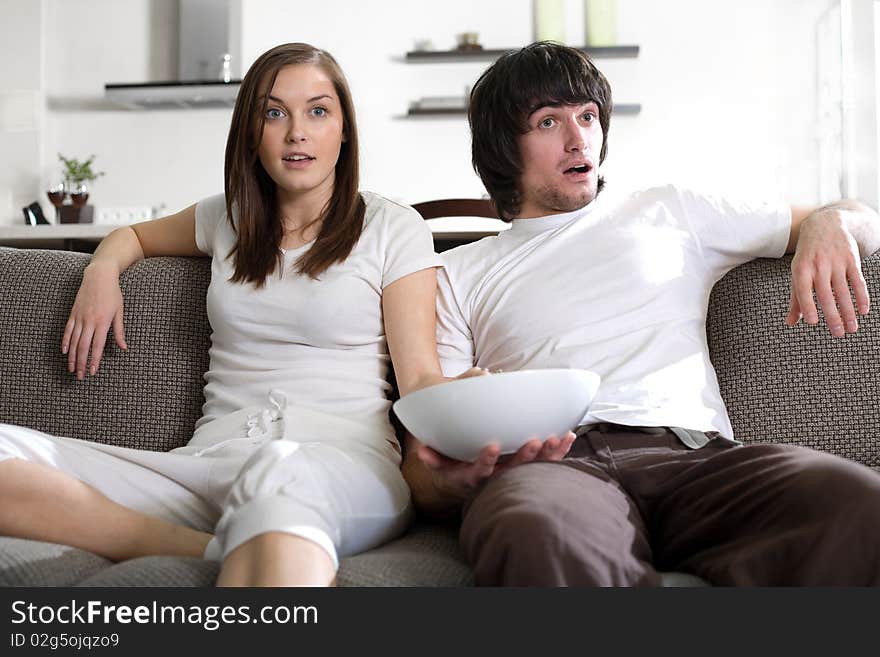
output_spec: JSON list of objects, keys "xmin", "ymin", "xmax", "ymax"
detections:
[
  {"xmin": 1, "ymin": 521, "xmax": 707, "ymax": 587},
  {"xmin": 0, "ymin": 522, "xmax": 472, "ymax": 587},
  {"xmin": 336, "ymin": 521, "xmax": 473, "ymax": 587},
  {"xmin": 74, "ymin": 556, "xmax": 219, "ymax": 587},
  {"xmin": 0, "ymin": 247, "xmax": 211, "ymax": 452},
  {"xmin": 0, "ymin": 537, "xmax": 109, "ymax": 586}
]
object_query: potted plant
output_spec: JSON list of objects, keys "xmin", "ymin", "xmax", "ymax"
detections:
[{"xmin": 57, "ymin": 153, "xmax": 104, "ymax": 223}]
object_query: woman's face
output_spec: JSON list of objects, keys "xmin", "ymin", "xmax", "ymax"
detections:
[{"xmin": 256, "ymin": 64, "xmax": 345, "ymax": 200}]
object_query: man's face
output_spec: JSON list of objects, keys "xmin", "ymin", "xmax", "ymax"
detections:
[{"xmin": 516, "ymin": 102, "xmax": 603, "ymax": 218}]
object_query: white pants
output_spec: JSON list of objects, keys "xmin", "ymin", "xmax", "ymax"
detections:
[{"xmin": 0, "ymin": 391, "xmax": 412, "ymax": 570}]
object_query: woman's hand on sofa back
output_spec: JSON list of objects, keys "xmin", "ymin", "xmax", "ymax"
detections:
[
  {"xmin": 61, "ymin": 206, "xmax": 204, "ymax": 380},
  {"xmin": 62, "ymin": 259, "xmax": 128, "ymax": 380}
]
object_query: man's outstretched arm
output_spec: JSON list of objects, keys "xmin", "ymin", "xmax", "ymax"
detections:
[{"xmin": 785, "ymin": 200, "xmax": 880, "ymax": 336}]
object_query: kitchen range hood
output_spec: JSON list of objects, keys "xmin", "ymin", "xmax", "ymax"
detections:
[
  {"xmin": 105, "ymin": 79, "xmax": 240, "ymax": 110},
  {"xmin": 105, "ymin": 0, "xmax": 241, "ymax": 110}
]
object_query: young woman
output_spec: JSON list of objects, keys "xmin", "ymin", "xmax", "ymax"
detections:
[{"xmin": 0, "ymin": 43, "xmax": 446, "ymax": 586}]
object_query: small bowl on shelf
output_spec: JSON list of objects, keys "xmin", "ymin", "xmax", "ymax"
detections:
[{"xmin": 455, "ymin": 32, "xmax": 483, "ymax": 51}]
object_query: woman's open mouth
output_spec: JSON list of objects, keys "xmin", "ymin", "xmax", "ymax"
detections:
[{"xmin": 282, "ymin": 153, "xmax": 315, "ymax": 169}]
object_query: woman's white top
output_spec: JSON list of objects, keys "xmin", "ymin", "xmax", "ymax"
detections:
[{"xmin": 192, "ymin": 191, "xmax": 441, "ymax": 439}]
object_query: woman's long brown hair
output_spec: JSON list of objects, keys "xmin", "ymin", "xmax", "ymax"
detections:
[{"xmin": 224, "ymin": 43, "xmax": 365, "ymax": 285}]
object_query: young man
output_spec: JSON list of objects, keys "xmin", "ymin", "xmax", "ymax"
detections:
[{"xmin": 402, "ymin": 42, "xmax": 880, "ymax": 586}]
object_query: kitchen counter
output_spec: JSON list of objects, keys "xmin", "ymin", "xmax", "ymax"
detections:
[
  {"xmin": 0, "ymin": 217, "xmax": 509, "ymax": 251},
  {"xmin": 0, "ymin": 223, "xmax": 118, "ymax": 241},
  {"xmin": 0, "ymin": 224, "xmax": 123, "ymax": 251}
]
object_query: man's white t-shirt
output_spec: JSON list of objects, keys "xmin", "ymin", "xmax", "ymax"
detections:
[
  {"xmin": 436, "ymin": 185, "xmax": 791, "ymax": 440},
  {"xmin": 194, "ymin": 191, "xmax": 441, "ymax": 434}
]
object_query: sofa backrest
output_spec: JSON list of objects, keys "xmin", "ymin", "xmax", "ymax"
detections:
[
  {"xmin": 708, "ymin": 253, "xmax": 879, "ymax": 467},
  {"xmin": 1, "ymin": 247, "xmax": 878, "ymax": 467}
]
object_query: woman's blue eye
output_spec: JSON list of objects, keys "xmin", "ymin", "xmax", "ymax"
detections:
[
  {"xmin": 266, "ymin": 108, "xmax": 284, "ymax": 119},
  {"xmin": 311, "ymin": 107, "xmax": 327, "ymax": 117}
]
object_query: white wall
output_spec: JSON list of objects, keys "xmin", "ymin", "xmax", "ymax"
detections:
[
  {"xmin": 842, "ymin": 0, "xmax": 878, "ymax": 208},
  {"xmin": 242, "ymin": 0, "xmax": 834, "ymax": 206},
  {"xmin": 613, "ymin": 0, "xmax": 831, "ymax": 204},
  {"xmin": 2, "ymin": 0, "xmax": 843, "ymax": 225},
  {"xmin": 0, "ymin": 0, "xmax": 44, "ymax": 222}
]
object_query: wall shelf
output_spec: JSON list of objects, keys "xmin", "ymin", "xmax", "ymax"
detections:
[
  {"xmin": 403, "ymin": 44, "xmax": 641, "ymax": 119},
  {"xmin": 405, "ymin": 45, "xmax": 639, "ymax": 63},
  {"xmin": 405, "ymin": 103, "xmax": 641, "ymax": 118}
]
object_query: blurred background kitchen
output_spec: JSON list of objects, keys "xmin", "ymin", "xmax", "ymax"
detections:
[{"xmin": 0, "ymin": 0, "xmax": 877, "ymax": 238}]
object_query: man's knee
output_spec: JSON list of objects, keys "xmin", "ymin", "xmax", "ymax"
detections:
[
  {"xmin": 460, "ymin": 463, "xmax": 654, "ymax": 585},
  {"xmin": 464, "ymin": 499, "xmax": 558, "ymax": 552},
  {"xmin": 462, "ymin": 500, "xmax": 568, "ymax": 584}
]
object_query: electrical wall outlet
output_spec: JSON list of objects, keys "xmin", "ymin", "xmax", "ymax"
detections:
[{"xmin": 95, "ymin": 206, "xmax": 153, "ymax": 225}]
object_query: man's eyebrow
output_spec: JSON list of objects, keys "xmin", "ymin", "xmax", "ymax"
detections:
[
  {"xmin": 527, "ymin": 102, "xmax": 562, "ymax": 119},
  {"xmin": 527, "ymin": 100, "xmax": 598, "ymax": 119}
]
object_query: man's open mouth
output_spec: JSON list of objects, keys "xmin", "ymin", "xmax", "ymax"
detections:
[{"xmin": 564, "ymin": 163, "xmax": 591, "ymax": 175}]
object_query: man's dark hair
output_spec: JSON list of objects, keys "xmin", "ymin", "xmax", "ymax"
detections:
[{"xmin": 468, "ymin": 41, "xmax": 613, "ymax": 221}]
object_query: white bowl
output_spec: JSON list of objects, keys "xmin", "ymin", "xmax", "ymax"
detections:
[{"xmin": 393, "ymin": 369, "xmax": 600, "ymax": 462}]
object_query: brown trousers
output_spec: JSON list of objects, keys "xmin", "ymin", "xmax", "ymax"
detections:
[{"xmin": 459, "ymin": 424, "xmax": 880, "ymax": 586}]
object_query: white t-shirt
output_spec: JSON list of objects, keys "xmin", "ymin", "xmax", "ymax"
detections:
[
  {"xmin": 436, "ymin": 185, "xmax": 791, "ymax": 439},
  {"xmin": 193, "ymin": 191, "xmax": 441, "ymax": 433}
]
